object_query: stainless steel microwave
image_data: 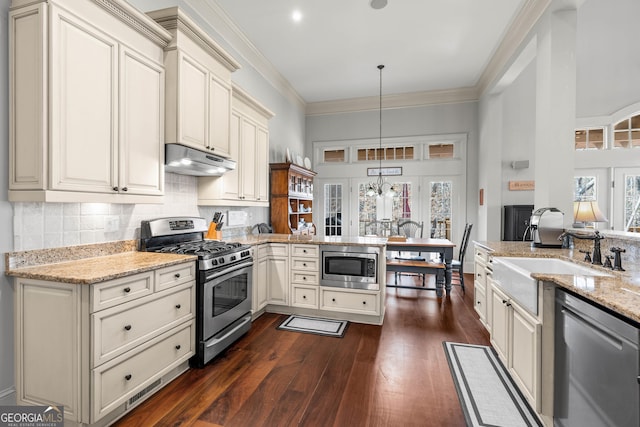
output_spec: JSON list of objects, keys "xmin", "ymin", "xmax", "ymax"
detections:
[{"xmin": 320, "ymin": 245, "xmax": 379, "ymax": 290}]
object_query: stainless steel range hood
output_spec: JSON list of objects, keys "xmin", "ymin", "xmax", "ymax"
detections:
[{"xmin": 165, "ymin": 143, "xmax": 236, "ymax": 176}]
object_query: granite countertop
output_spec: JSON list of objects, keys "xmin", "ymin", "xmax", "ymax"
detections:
[
  {"xmin": 5, "ymin": 241, "xmax": 196, "ymax": 285},
  {"xmin": 224, "ymin": 234, "xmax": 388, "ymax": 247},
  {"xmin": 475, "ymin": 241, "xmax": 640, "ymax": 325}
]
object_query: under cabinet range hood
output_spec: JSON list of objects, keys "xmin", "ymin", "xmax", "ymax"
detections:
[{"xmin": 165, "ymin": 144, "xmax": 236, "ymax": 176}]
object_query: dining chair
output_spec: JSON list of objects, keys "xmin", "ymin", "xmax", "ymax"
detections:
[
  {"xmin": 451, "ymin": 223, "xmax": 473, "ymax": 293},
  {"xmin": 364, "ymin": 220, "xmax": 383, "ymax": 236},
  {"xmin": 394, "ymin": 220, "xmax": 427, "ymax": 285}
]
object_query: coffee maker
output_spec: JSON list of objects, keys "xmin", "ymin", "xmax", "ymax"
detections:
[{"xmin": 529, "ymin": 207, "xmax": 564, "ymax": 248}]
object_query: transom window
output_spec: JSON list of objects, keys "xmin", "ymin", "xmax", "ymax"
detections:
[
  {"xmin": 613, "ymin": 113, "xmax": 640, "ymax": 149},
  {"xmin": 575, "ymin": 129, "xmax": 604, "ymax": 150},
  {"xmin": 356, "ymin": 146, "xmax": 414, "ymax": 161}
]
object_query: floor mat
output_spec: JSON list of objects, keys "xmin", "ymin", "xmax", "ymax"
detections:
[
  {"xmin": 443, "ymin": 342, "xmax": 542, "ymax": 427},
  {"xmin": 277, "ymin": 315, "xmax": 348, "ymax": 338}
]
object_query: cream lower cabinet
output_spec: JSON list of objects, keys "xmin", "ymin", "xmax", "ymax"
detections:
[
  {"xmin": 198, "ymin": 85, "xmax": 274, "ymax": 206},
  {"xmin": 9, "ymin": 0, "xmax": 170, "ymax": 203},
  {"xmin": 490, "ymin": 282, "xmax": 541, "ymax": 411},
  {"xmin": 473, "ymin": 245, "xmax": 492, "ymax": 330},
  {"xmin": 14, "ymin": 261, "xmax": 196, "ymax": 426},
  {"xmin": 254, "ymin": 243, "xmax": 289, "ymax": 307},
  {"xmin": 290, "ymin": 244, "xmax": 319, "ymax": 309}
]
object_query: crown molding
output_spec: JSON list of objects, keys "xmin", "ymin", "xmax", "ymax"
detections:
[
  {"xmin": 476, "ymin": 0, "xmax": 551, "ymax": 96},
  {"xmin": 305, "ymin": 87, "xmax": 479, "ymax": 116},
  {"xmin": 183, "ymin": 0, "xmax": 306, "ymax": 111}
]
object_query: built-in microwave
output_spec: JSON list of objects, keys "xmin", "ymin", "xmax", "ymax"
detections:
[{"xmin": 320, "ymin": 245, "xmax": 379, "ymax": 290}]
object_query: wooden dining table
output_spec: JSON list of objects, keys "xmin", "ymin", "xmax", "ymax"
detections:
[{"xmin": 385, "ymin": 237, "xmax": 456, "ymax": 297}]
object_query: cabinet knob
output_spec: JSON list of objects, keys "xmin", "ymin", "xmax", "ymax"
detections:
[
  {"xmin": 123, "ymin": 287, "xmax": 131, "ymax": 293},
  {"xmin": 302, "ymin": 295, "xmax": 307, "ymax": 299},
  {"xmin": 124, "ymin": 325, "xmax": 132, "ymax": 331},
  {"xmin": 477, "ymin": 300, "xmax": 481, "ymax": 305},
  {"xmin": 125, "ymin": 374, "xmax": 132, "ymax": 381},
  {"xmin": 113, "ymin": 186, "xmax": 118, "ymax": 191},
  {"xmin": 303, "ymin": 263, "xmax": 307, "ymax": 267},
  {"xmin": 175, "ymin": 345, "xmax": 181, "ymax": 350},
  {"xmin": 174, "ymin": 273, "xmax": 181, "ymax": 279},
  {"xmin": 362, "ymin": 301, "xmax": 367, "ymax": 305},
  {"xmin": 121, "ymin": 187, "xmax": 128, "ymax": 192},
  {"xmin": 332, "ymin": 298, "xmax": 336, "ymax": 302},
  {"xmin": 303, "ymin": 276, "xmax": 306, "ymax": 281},
  {"xmin": 303, "ymin": 249, "xmax": 307, "ymax": 253},
  {"xmin": 175, "ymin": 304, "xmax": 181, "ymax": 309}
]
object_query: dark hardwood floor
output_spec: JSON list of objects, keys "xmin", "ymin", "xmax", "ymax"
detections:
[{"xmin": 114, "ymin": 273, "xmax": 489, "ymax": 427}]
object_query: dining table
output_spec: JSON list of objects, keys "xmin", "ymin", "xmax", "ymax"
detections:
[{"xmin": 385, "ymin": 237, "xmax": 456, "ymax": 297}]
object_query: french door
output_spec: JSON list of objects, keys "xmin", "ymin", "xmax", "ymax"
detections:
[{"xmin": 613, "ymin": 167, "xmax": 640, "ymax": 232}]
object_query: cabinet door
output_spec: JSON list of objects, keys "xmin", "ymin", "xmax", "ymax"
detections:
[
  {"xmin": 240, "ymin": 119, "xmax": 257, "ymax": 200},
  {"xmin": 50, "ymin": 6, "xmax": 117, "ymax": 192},
  {"xmin": 208, "ymin": 75, "xmax": 231, "ymax": 157},
  {"xmin": 178, "ymin": 53, "xmax": 208, "ymax": 150},
  {"xmin": 254, "ymin": 255, "xmax": 269, "ymax": 311},
  {"xmin": 510, "ymin": 303, "xmax": 540, "ymax": 407},
  {"xmin": 256, "ymin": 126, "xmax": 269, "ymax": 202},
  {"xmin": 119, "ymin": 47, "xmax": 164, "ymax": 195},
  {"xmin": 490, "ymin": 285, "xmax": 509, "ymax": 364},
  {"xmin": 267, "ymin": 255, "xmax": 288, "ymax": 306}
]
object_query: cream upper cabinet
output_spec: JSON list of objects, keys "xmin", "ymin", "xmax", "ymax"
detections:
[
  {"xmin": 9, "ymin": 0, "xmax": 171, "ymax": 203},
  {"xmin": 149, "ymin": 7, "xmax": 239, "ymax": 158},
  {"xmin": 198, "ymin": 84, "xmax": 274, "ymax": 206}
]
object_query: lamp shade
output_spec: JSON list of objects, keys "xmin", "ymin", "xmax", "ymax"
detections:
[{"xmin": 573, "ymin": 200, "xmax": 608, "ymax": 223}]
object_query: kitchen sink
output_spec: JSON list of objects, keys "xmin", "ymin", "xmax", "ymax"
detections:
[{"xmin": 491, "ymin": 257, "xmax": 612, "ymax": 315}]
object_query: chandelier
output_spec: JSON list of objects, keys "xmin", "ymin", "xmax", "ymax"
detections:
[{"xmin": 366, "ymin": 64, "xmax": 398, "ymax": 198}]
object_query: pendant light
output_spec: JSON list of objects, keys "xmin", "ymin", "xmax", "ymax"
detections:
[{"xmin": 366, "ymin": 65, "xmax": 398, "ymax": 198}]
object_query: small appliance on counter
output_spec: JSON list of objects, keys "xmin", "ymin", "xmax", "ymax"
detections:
[{"xmin": 529, "ymin": 207, "xmax": 564, "ymax": 248}]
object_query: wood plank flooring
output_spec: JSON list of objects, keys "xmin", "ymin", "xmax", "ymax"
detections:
[{"xmin": 114, "ymin": 273, "xmax": 489, "ymax": 427}]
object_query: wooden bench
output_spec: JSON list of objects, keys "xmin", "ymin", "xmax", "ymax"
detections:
[{"xmin": 385, "ymin": 258, "xmax": 446, "ymax": 296}]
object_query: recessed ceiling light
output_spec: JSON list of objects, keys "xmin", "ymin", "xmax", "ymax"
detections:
[{"xmin": 292, "ymin": 10, "xmax": 302, "ymax": 22}]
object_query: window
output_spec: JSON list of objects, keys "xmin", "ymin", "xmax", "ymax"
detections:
[
  {"xmin": 356, "ymin": 146, "xmax": 414, "ymax": 161},
  {"xmin": 429, "ymin": 181, "xmax": 452, "ymax": 239},
  {"xmin": 323, "ymin": 149, "xmax": 345, "ymax": 163},
  {"xmin": 324, "ymin": 184, "xmax": 343, "ymax": 236},
  {"xmin": 613, "ymin": 113, "xmax": 640, "ymax": 149},
  {"xmin": 575, "ymin": 129, "xmax": 604, "ymax": 150},
  {"xmin": 624, "ymin": 175, "xmax": 640, "ymax": 232},
  {"xmin": 428, "ymin": 143, "xmax": 455, "ymax": 158},
  {"xmin": 357, "ymin": 182, "xmax": 412, "ymax": 236},
  {"xmin": 574, "ymin": 176, "xmax": 596, "ymax": 201}
]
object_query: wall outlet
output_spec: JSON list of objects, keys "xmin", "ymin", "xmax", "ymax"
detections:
[{"xmin": 105, "ymin": 216, "xmax": 120, "ymax": 232}]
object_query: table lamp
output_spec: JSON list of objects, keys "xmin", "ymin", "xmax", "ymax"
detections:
[{"xmin": 573, "ymin": 200, "xmax": 608, "ymax": 228}]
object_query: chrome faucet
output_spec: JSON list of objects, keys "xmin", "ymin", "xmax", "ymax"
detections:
[{"xmin": 559, "ymin": 230, "xmax": 605, "ymax": 266}]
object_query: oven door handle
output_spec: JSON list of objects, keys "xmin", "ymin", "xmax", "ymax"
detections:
[
  {"xmin": 205, "ymin": 314, "xmax": 252, "ymax": 348},
  {"xmin": 204, "ymin": 261, "xmax": 254, "ymax": 282}
]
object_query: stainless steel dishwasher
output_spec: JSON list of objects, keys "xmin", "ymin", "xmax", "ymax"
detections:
[{"xmin": 554, "ymin": 289, "xmax": 640, "ymax": 427}]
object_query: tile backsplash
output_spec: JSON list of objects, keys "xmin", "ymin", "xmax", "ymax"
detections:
[{"xmin": 12, "ymin": 173, "xmax": 269, "ymax": 251}]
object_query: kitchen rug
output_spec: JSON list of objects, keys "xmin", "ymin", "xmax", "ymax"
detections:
[
  {"xmin": 277, "ymin": 315, "xmax": 348, "ymax": 338},
  {"xmin": 443, "ymin": 342, "xmax": 542, "ymax": 427}
]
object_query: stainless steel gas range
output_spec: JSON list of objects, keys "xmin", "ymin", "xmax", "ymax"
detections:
[{"xmin": 140, "ymin": 217, "xmax": 253, "ymax": 368}]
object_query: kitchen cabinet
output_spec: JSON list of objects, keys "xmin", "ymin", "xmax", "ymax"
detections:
[
  {"xmin": 473, "ymin": 245, "xmax": 492, "ymax": 330},
  {"xmin": 270, "ymin": 163, "xmax": 317, "ymax": 234},
  {"xmin": 255, "ymin": 243, "xmax": 289, "ymax": 307},
  {"xmin": 13, "ymin": 261, "xmax": 196, "ymax": 426},
  {"xmin": 490, "ymin": 280, "xmax": 541, "ymax": 411},
  {"xmin": 290, "ymin": 244, "xmax": 319, "ymax": 309},
  {"xmin": 198, "ymin": 85, "xmax": 274, "ymax": 206},
  {"xmin": 320, "ymin": 288, "xmax": 381, "ymax": 316},
  {"xmin": 9, "ymin": 0, "xmax": 171, "ymax": 203},
  {"xmin": 148, "ymin": 7, "xmax": 240, "ymax": 159}
]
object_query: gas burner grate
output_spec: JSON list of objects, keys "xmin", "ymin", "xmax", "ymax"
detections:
[{"xmin": 157, "ymin": 241, "xmax": 245, "ymax": 257}]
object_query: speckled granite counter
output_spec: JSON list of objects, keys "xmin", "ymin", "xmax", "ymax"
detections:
[
  {"xmin": 5, "ymin": 240, "xmax": 196, "ymax": 284},
  {"xmin": 475, "ymin": 240, "xmax": 640, "ymax": 325}
]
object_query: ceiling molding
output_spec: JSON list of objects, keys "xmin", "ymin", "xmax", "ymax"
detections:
[
  {"xmin": 306, "ymin": 87, "xmax": 479, "ymax": 116},
  {"xmin": 183, "ymin": 0, "xmax": 306, "ymax": 111},
  {"xmin": 476, "ymin": 0, "xmax": 551, "ymax": 96}
]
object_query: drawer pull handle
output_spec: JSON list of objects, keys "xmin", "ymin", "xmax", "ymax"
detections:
[
  {"xmin": 174, "ymin": 273, "xmax": 181, "ymax": 279},
  {"xmin": 175, "ymin": 304, "xmax": 181, "ymax": 309},
  {"xmin": 303, "ymin": 276, "xmax": 307, "ymax": 281},
  {"xmin": 362, "ymin": 301, "xmax": 367, "ymax": 305},
  {"xmin": 303, "ymin": 295, "xmax": 307, "ymax": 299},
  {"xmin": 123, "ymin": 287, "xmax": 131, "ymax": 293},
  {"xmin": 175, "ymin": 345, "xmax": 181, "ymax": 350},
  {"xmin": 303, "ymin": 263, "xmax": 307, "ymax": 267},
  {"xmin": 332, "ymin": 298, "xmax": 336, "ymax": 302},
  {"xmin": 124, "ymin": 325, "xmax": 132, "ymax": 331},
  {"xmin": 303, "ymin": 249, "xmax": 307, "ymax": 253},
  {"xmin": 125, "ymin": 374, "xmax": 132, "ymax": 381}
]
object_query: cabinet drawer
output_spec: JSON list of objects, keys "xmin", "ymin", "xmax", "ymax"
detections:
[
  {"xmin": 92, "ymin": 285, "xmax": 193, "ymax": 366},
  {"xmin": 291, "ymin": 285, "xmax": 318, "ymax": 309},
  {"xmin": 474, "ymin": 283, "xmax": 487, "ymax": 321},
  {"xmin": 155, "ymin": 262, "xmax": 196, "ymax": 292},
  {"xmin": 91, "ymin": 272, "xmax": 154, "ymax": 312},
  {"xmin": 93, "ymin": 321, "xmax": 193, "ymax": 421},
  {"xmin": 291, "ymin": 244, "xmax": 319, "ymax": 258},
  {"xmin": 258, "ymin": 243, "xmax": 288, "ymax": 258},
  {"xmin": 291, "ymin": 271, "xmax": 319, "ymax": 285},
  {"xmin": 291, "ymin": 257, "xmax": 318, "ymax": 271},
  {"xmin": 475, "ymin": 267, "xmax": 487, "ymax": 286},
  {"xmin": 321, "ymin": 289, "xmax": 380, "ymax": 315}
]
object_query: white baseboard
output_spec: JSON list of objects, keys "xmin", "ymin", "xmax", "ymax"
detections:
[{"xmin": 0, "ymin": 386, "xmax": 16, "ymax": 405}]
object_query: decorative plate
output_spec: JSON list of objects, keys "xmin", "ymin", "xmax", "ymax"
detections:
[
  {"xmin": 296, "ymin": 155, "xmax": 303, "ymax": 166},
  {"xmin": 304, "ymin": 157, "xmax": 311, "ymax": 169},
  {"xmin": 285, "ymin": 148, "xmax": 292, "ymax": 163}
]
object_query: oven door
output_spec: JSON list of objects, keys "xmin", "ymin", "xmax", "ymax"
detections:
[{"xmin": 202, "ymin": 262, "xmax": 253, "ymax": 340}]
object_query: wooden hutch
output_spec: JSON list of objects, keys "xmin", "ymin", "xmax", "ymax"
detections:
[{"xmin": 270, "ymin": 162, "xmax": 316, "ymax": 234}]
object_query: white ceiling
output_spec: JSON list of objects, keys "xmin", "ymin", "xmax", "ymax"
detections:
[{"xmin": 213, "ymin": 0, "xmax": 528, "ymax": 104}]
